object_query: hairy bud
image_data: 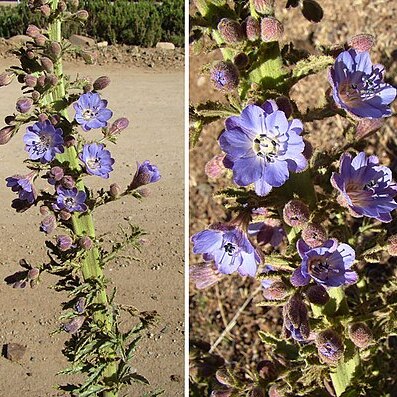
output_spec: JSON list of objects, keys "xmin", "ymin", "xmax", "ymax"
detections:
[
  {"xmin": 61, "ymin": 175, "xmax": 75, "ymax": 189},
  {"xmin": 31, "ymin": 91, "xmax": 41, "ymax": 102},
  {"xmin": 108, "ymin": 117, "xmax": 129, "ymax": 135},
  {"xmin": 109, "ymin": 183, "xmax": 121, "ymax": 198},
  {"xmin": 268, "ymin": 385, "xmax": 284, "ymax": 397},
  {"xmin": 257, "ymin": 360, "xmax": 277, "ymax": 380},
  {"xmin": 190, "ymin": 263, "xmax": 223, "ymax": 290},
  {"xmin": 34, "ymin": 33, "xmax": 47, "ymax": 46},
  {"xmin": 302, "ymin": 222, "xmax": 327, "ymax": 247},
  {"xmin": 40, "ymin": 4, "xmax": 51, "ymax": 17},
  {"xmin": 210, "ymin": 61, "xmax": 239, "ymax": 91},
  {"xmin": 27, "ymin": 267, "xmax": 40, "ymax": 280},
  {"xmin": 79, "ymin": 236, "xmax": 93, "ymax": 251},
  {"xmin": 0, "ymin": 126, "xmax": 16, "ymax": 145},
  {"xmin": 217, "ymin": 18, "xmax": 244, "ymax": 44},
  {"xmin": 0, "ymin": 72, "xmax": 14, "ymax": 87},
  {"xmin": 253, "ymin": 0, "xmax": 275, "ymax": 15},
  {"xmin": 39, "ymin": 205, "xmax": 50, "ymax": 216},
  {"xmin": 24, "ymin": 74, "xmax": 37, "ymax": 88},
  {"xmin": 63, "ymin": 316, "xmax": 85, "ymax": 333},
  {"xmin": 58, "ymin": 1, "xmax": 67, "ymax": 11},
  {"xmin": 41, "ymin": 57, "xmax": 54, "ymax": 73},
  {"xmin": 347, "ymin": 34, "xmax": 375, "ymax": 53},
  {"xmin": 57, "ymin": 235, "xmax": 73, "ymax": 251},
  {"xmin": 76, "ymin": 10, "xmax": 89, "ymax": 21},
  {"xmin": 215, "ymin": 369, "xmax": 234, "ymax": 387},
  {"xmin": 48, "ymin": 166, "xmax": 64, "ymax": 184},
  {"xmin": 387, "ymin": 235, "xmax": 397, "ymax": 256},
  {"xmin": 16, "ymin": 97, "xmax": 34, "ymax": 114},
  {"xmin": 26, "ymin": 24, "xmax": 41, "ymax": 38},
  {"xmin": 233, "ymin": 52, "xmax": 249, "ymax": 69},
  {"xmin": 45, "ymin": 74, "xmax": 58, "ymax": 87},
  {"xmin": 263, "ymin": 280, "xmax": 289, "ymax": 300},
  {"xmin": 356, "ymin": 118, "xmax": 384, "ymax": 140},
  {"xmin": 205, "ymin": 154, "xmax": 226, "ymax": 179},
  {"xmin": 283, "ymin": 294, "xmax": 310, "ymax": 341},
  {"xmin": 59, "ymin": 209, "xmax": 72, "ymax": 221},
  {"xmin": 250, "ymin": 386, "xmax": 265, "ymax": 397},
  {"xmin": 245, "ymin": 16, "xmax": 260, "ymax": 41},
  {"xmin": 283, "ymin": 199, "xmax": 310, "ymax": 227},
  {"xmin": 93, "ymin": 75, "xmax": 111, "ymax": 91},
  {"xmin": 49, "ymin": 41, "xmax": 62, "ymax": 58},
  {"xmin": 348, "ymin": 323, "xmax": 373, "ymax": 348},
  {"xmin": 260, "ymin": 17, "xmax": 283, "ymax": 42},
  {"xmin": 40, "ymin": 215, "xmax": 57, "ymax": 234},
  {"xmin": 305, "ymin": 285, "xmax": 329, "ymax": 305},
  {"xmin": 316, "ymin": 329, "xmax": 344, "ymax": 365}
]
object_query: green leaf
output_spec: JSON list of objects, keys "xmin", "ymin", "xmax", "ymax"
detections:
[
  {"xmin": 291, "ymin": 55, "xmax": 334, "ymax": 81},
  {"xmin": 77, "ymin": 384, "xmax": 110, "ymax": 397}
]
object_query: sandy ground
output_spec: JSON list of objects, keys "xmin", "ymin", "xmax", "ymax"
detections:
[{"xmin": 0, "ymin": 60, "xmax": 184, "ymax": 396}]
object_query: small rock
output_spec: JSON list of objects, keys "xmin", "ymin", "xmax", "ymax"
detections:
[
  {"xmin": 7, "ymin": 35, "xmax": 32, "ymax": 47},
  {"xmin": 4, "ymin": 343, "xmax": 27, "ymax": 362},
  {"xmin": 69, "ymin": 34, "xmax": 96, "ymax": 47},
  {"xmin": 97, "ymin": 41, "xmax": 108, "ymax": 48},
  {"xmin": 156, "ymin": 42, "xmax": 175, "ymax": 50}
]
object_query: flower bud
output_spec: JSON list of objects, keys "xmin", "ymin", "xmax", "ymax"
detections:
[
  {"xmin": 64, "ymin": 135, "xmax": 76, "ymax": 147},
  {"xmin": 0, "ymin": 126, "xmax": 16, "ymax": 145},
  {"xmin": 268, "ymin": 385, "xmax": 284, "ymax": 397},
  {"xmin": 257, "ymin": 360, "xmax": 277, "ymax": 380},
  {"xmin": 5, "ymin": 115, "xmax": 15, "ymax": 125},
  {"xmin": 41, "ymin": 57, "xmax": 54, "ymax": 73},
  {"xmin": 40, "ymin": 215, "xmax": 57, "ymax": 234},
  {"xmin": 217, "ymin": 18, "xmax": 244, "ymax": 44},
  {"xmin": 93, "ymin": 75, "xmax": 111, "ymax": 91},
  {"xmin": 0, "ymin": 72, "xmax": 14, "ymax": 87},
  {"xmin": 283, "ymin": 199, "xmax": 310, "ymax": 227},
  {"xmin": 137, "ymin": 187, "xmax": 151, "ymax": 197},
  {"xmin": 190, "ymin": 263, "xmax": 223, "ymax": 290},
  {"xmin": 59, "ymin": 209, "xmax": 72, "ymax": 220},
  {"xmin": 245, "ymin": 16, "xmax": 260, "ymax": 41},
  {"xmin": 210, "ymin": 391, "xmax": 233, "ymax": 397},
  {"xmin": 48, "ymin": 166, "xmax": 64, "ymax": 184},
  {"xmin": 37, "ymin": 113, "xmax": 48, "ymax": 123},
  {"xmin": 233, "ymin": 52, "xmax": 249, "ymax": 69},
  {"xmin": 205, "ymin": 154, "xmax": 226, "ymax": 179},
  {"xmin": 275, "ymin": 96, "xmax": 293, "ymax": 118},
  {"xmin": 24, "ymin": 74, "xmax": 37, "ymax": 88},
  {"xmin": 61, "ymin": 175, "xmax": 75, "ymax": 189},
  {"xmin": 129, "ymin": 161, "xmax": 161, "ymax": 190},
  {"xmin": 210, "ymin": 61, "xmax": 239, "ymax": 91},
  {"xmin": 26, "ymin": 49, "xmax": 36, "ymax": 60},
  {"xmin": 215, "ymin": 369, "xmax": 234, "ymax": 387},
  {"xmin": 316, "ymin": 329, "xmax": 344, "ymax": 365},
  {"xmin": 347, "ymin": 34, "xmax": 375, "ymax": 53},
  {"xmin": 109, "ymin": 183, "xmax": 121, "ymax": 198},
  {"xmin": 31, "ymin": 91, "xmax": 41, "ymax": 102},
  {"xmin": 76, "ymin": 9, "xmax": 89, "ymax": 21},
  {"xmin": 45, "ymin": 74, "xmax": 58, "ymax": 87},
  {"xmin": 387, "ymin": 235, "xmax": 397, "ymax": 256},
  {"xmin": 262, "ymin": 280, "xmax": 289, "ymax": 300},
  {"xmin": 356, "ymin": 118, "xmax": 383, "ymax": 140},
  {"xmin": 75, "ymin": 297, "xmax": 85, "ymax": 314},
  {"xmin": 63, "ymin": 316, "xmax": 85, "ymax": 333},
  {"xmin": 302, "ymin": 138, "xmax": 313, "ymax": 160},
  {"xmin": 57, "ymin": 235, "xmax": 73, "ymax": 251},
  {"xmin": 302, "ymin": 222, "xmax": 327, "ymax": 247},
  {"xmin": 39, "ymin": 205, "xmax": 50, "ymax": 216},
  {"xmin": 348, "ymin": 323, "xmax": 373, "ymax": 348},
  {"xmin": 301, "ymin": 0, "xmax": 323, "ymax": 23},
  {"xmin": 283, "ymin": 294, "xmax": 310, "ymax": 341},
  {"xmin": 34, "ymin": 34, "xmax": 47, "ymax": 46},
  {"xmin": 260, "ymin": 17, "xmax": 283, "ymax": 42},
  {"xmin": 40, "ymin": 4, "xmax": 51, "ymax": 17},
  {"xmin": 305, "ymin": 285, "xmax": 329, "ymax": 305},
  {"xmin": 83, "ymin": 83, "xmax": 93, "ymax": 93},
  {"xmin": 49, "ymin": 41, "xmax": 62, "ymax": 58},
  {"xmin": 250, "ymin": 387, "xmax": 265, "ymax": 397},
  {"xmin": 27, "ymin": 267, "xmax": 40, "ymax": 280},
  {"xmin": 26, "ymin": 24, "xmax": 41, "ymax": 38},
  {"xmin": 253, "ymin": 0, "xmax": 275, "ymax": 15},
  {"xmin": 107, "ymin": 117, "xmax": 129, "ymax": 135},
  {"xmin": 58, "ymin": 1, "xmax": 67, "ymax": 11},
  {"xmin": 16, "ymin": 97, "xmax": 34, "ymax": 114},
  {"xmin": 79, "ymin": 236, "xmax": 93, "ymax": 250}
]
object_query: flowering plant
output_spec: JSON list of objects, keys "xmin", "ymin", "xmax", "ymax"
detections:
[
  {"xmin": 190, "ymin": 1, "xmax": 397, "ymax": 396},
  {"xmin": 0, "ymin": 1, "xmax": 161, "ymax": 396}
]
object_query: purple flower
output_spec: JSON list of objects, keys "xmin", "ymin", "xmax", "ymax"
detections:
[
  {"xmin": 329, "ymin": 49, "xmax": 396, "ymax": 118},
  {"xmin": 219, "ymin": 101, "xmax": 307, "ymax": 196},
  {"xmin": 23, "ymin": 120, "xmax": 64, "ymax": 163},
  {"xmin": 6, "ymin": 171, "xmax": 37, "ymax": 204},
  {"xmin": 331, "ymin": 152, "xmax": 397, "ymax": 222},
  {"xmin": 248, "ymin": 219, "xmax": 285, "ymax": 247},
  {"xmin": 291, "ymin": 239, "xmax": 357, "ymax": 288},
  {"xmin": 73, "ymin": 92, "xmax": 113, "ymax": 131},
  {"xmin": 53, "ymin": 186, "xmax": 88, "ymax": 213},
  {"xmin": 40, "ymin": 215, "xmax": 57, "ymax": 234},
  {"xmin": 79, "ymin": 143, "xmax": 114, "ymax": 178},
  {"xmin": 191, "ymin": 224, "xmax": 261, "ymax": 277},
  {"xmin": 129, "ymin": 160, "xmax": 161, "ymax": 189}
]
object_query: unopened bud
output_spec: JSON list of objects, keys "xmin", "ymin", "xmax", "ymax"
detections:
[
  {"xmin": 40, "ymin": 215, "xmax": 57, "ymax": 234},
  {"xmin": 275, "ymin": 96, "xmax": 293, "ymax": 118},
  {"xmin": 260, "ymin": 17, "xmax": 283, "ymax": 42},
  {"xmin": 26, "ymin": 24, "xmax": 41, "ymax": 38},
  {"xmin": 316, "ymin": 329, "xmax": 344, "ymax": 365},
  {"xmin": 27, "ymin": 267, "xmax": 40, "ymax": 280},
  {"xmin": 41, "ymin": 57, "xmax": 54, "ymax": 73},
  {"xmin": 302, "ymin": 222, "xmax": 327, "ymax": 247},
  {"xmin": 37, "ymin": 113, "xmax": 48, "ymax": 123},
  {"xmin": 108, "ymin": 117, "xmax": 129, "ymax": 135},
  {"xmin": 76, "ymin": 9, "xmax": 89, "ymax": 21},
  {"xmin": 31, "ymin": 91, "xmax": 41, "ymax": 102},
  {"xmin": 262, "ymin": 280, "xmax": 289, "ymax": 300},
  {"xmin": 63, "ymin": 316, "xmax": 85, "ymax": 333},
  {"xmin": 245, "ymin": 16, "xmax": 260, "ymax": 41},
  {"xmin": 40, "ymin": 4, "xmax": 51, "ymax": 17},
  {"xmin": 253, "ymin": 0, "xmax": 275, "ymax": 15},
  {"xmin": 190, "ymin": 263, "xmax": 223, "ymax": 289},
  {"xmin": 283, "ymin": 199, "xmax": 310, "ymax": 227},
  {"xmin": 49, "ymin": 41, "xmax": 62, "ymax": 58},
  {"xmin": 75, "ymin": 297, "xmax": 85, "ymax": 314},
  {"xmin": 233, "ymin": 52, "xmax": 249, "ymax": 69},
  {"xmin": 347, "ymin": 34, "xmax": 375, "ymax": 53},
  {"xmin": 301, "ymin": 0, "xmax": 323, "ymax": 23},
  {"xmin": 215, "ymin": 369, "xmax": 234, "ymax": 387},
  {"xmin": 24, "ymin": 74, "xmax": 37, "ymax": 87},
  {"xmin": 302, "ymin": 138, "xmax": 313, "ymax": 160},
  {"xmin": 93, "ymin": 75, "xmax": 111, "ymax": 90},
  {"xmin": 61, "ymin": 175, "xmax": 75, "ymax": 189},
  {"xmin": 129, "ymin": 161, "xmax": 161, "ymax": 190},
  {"xmin": 0, "ymin": 72, "xmax": 14, "ymax": 87},
  {"xmin": 83, "ymin": 83, "xmax": 93, "ymax": 93},
  {"xmin": 257, "ymin": 360, "xmax": 277, "ymax": 380},
  {"xmin": 109, "ymin": 183, "xmax": 121, "ymax": 198},
  {"xmin": 16, "ymin": 97, "xmax": 34, "ymax": 114},
  {"xmin": 58, "ymin": 1, "xmax": 67, "ymax": 11},
  {"xmin": 57, "ymin": 235, "xmax": 73, "ymax": 251},
  {"xmin": 205, "ymin": 154, "xmax": 226, "ymax": 179},
  {"xmin": 79, "ymin": 236, "xmax": 93, "ymax": 250},
  {"xmin": 305, "ymin": 285, "xmax": 329, "ymax": 305},
  {"xmin": 59, "ymin": 209, "xmax": 72, "ymax": 220},
  {"xmin": 356, "ymin": 118, "xmax": 383, "ymax": 140},
  {"xmin": 39, "ymin": 205, "xmax": 50, "ymax": 216},
  {"xmin": 210, "ymin": 61, "xmax": 239, "ymax": 91},
  {"xmin": 217, "ymin": 18, "xmax": 244, "ymax": 44},
  {"xmin": 0, "ymin": 126, "xmax": 16, "ymax": 145},
  {"xmin": 210, "ymin": 391, "xmax": 233, "ymax": 397},
  {"xmin": 48, "ymin": 166, "xmax": 64, "ymax": 184},
  {"xmin": 283, "ymin": 294, "xmax": 310, "ymax": 341},
  {"xmin": 5, "ymin": 115, "xmax": 15, "ymax": 125},
  {"xmin": 268, "ymin": 385, "xmax": 284, "ymax": 397},
  {"xmin": 64, "ymin": 135, "xmax": 76, "ymax": 147},
  {"xmin": 348, "ymin": 323, "xmax": 373, "ymax": 348},
  {"xmin": 34, "ymin": 34, "xmax": 47, "ymax": 46},
  {"xmin": 49, "ymin": 114, "xmax": 61, "ymax": 125},
  {"xmin": 26, "ymin": 49, "xmax": 36, "ymax": 60},
  {"xmin": 387, "ymin": 235, "xmax": 397, "ymax": 256},
  {"xmin": 45, "ymin": 74, "xmax": 58, "ymax": 87},
  {"xmin": 250, "ymin": 386, "xmax": 265, "ymax": 397},
  {"xmin": 137, "ymin": 187, "xmax": 151, "ymax": 197},
  {"xmin": 37, "ymin": 75, "xmax": 46, "ymax": 87}
]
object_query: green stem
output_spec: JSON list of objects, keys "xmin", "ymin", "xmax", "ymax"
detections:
[{"xmin": 48, "ymin": 1, "xmax": 117, "ymax": 395}]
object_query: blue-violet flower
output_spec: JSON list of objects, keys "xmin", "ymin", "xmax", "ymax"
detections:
[
  {"xmin": 6, "ymin": 171, "xmax": 37, "ymax": 204},
  {"xmin": 331, "ymin": 152, "xmax": 397, "ymax": 222},
  {"xmin": 219, "ymin": 101, "xmax": 307, "ymax": 196},
  {"xmin": 129, "ymin": 160, "xmax": 161, "ymax": 189},
  {"xmin": 53, "ymin": 186, "xmax": 88, "ymax": 213},
  {"xmin": 79, "ymin": 143, "xmax": 115, "ymax": 178},
  {"xmin": 329, "ymin": 49, "xmax": 396, "ymax": 118}
]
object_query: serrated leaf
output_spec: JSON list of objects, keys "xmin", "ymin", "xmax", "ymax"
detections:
[
  {"xmin": 77, "ymin": 384, "xmax": 109, "ymax": 397},
  {"xmin": 291, "ymin": 55, "xmax": 334, "ymax": 81}
]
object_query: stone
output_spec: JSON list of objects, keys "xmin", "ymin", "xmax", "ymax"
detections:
[
  {"xmin": 155, "ymin": 42, "xmax": 175, "ymax": 50},
  {"xmin": 4, "ymin": 343, "xmax": 27, "ymax": 362},
  {"xmin": 7, "ymin": 35, "xmax": 31, "ymax": 47},
  {"xmin": 68, "ymin": 34, "xmax": 96, "ymax": 47}
]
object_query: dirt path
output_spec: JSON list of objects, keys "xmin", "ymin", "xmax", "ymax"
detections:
[{"xmin": 0, "ymin": 60, "xmax": 184, "ymax": 396}]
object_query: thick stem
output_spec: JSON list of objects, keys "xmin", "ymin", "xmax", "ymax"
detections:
[{"xmin": 48, "ymin": 1, "xmax": 117, "ymax": 395}]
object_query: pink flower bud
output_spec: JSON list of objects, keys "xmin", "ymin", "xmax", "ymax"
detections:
[
  {"xmin": 57, "ymin": 235, "xmax": 74, "ymax": 251},
  {"xmin": 63, "ymin": 316, "xmax": 85, "ymax": 333},
  {"xmin": 0, "ymin": 72, "xmax": 14, "ymax": 87},
  {"xmin": 40, "ymin": 215, "xmax": 57, "ymax": 234},
  {"xmin": 58, "ymin": 1, "xmax": 67, "ymax": 11},
  {"xmin": 245, "ymin": 16, "xmax": 260, "ymax": 41},
  {"xmin": 40, "ymin": 4, "xmax": 51, "ymax": 17},
  {"xmin": 109, "ymin": 183, "xmax": 121, "ymax": 198},
  {"xmin": 79, "ymin": 236, "xmax": 93, "ymax": 250},
  {"xmin": 263, "ymin": 280, "xmax": 289, "ymax": 300},
  {"xmin": 283, "ymin": 199, "xmax": 310, "ymax": 227},
  {"xmin": 31, "ymin": 91, "xmax": 41, "ymax": 102},
  {"xmin": 260, "ymin": 17, "xmax": 283, "ymax": 42},
  {"xmin": 387, "ymin": 235, "xmax": 397, "ymax": 256},
  {"xmin": 356, "ymin": 118, "xmax": 384, "ymax": 140},
  {"xmin": 34, "ymin": 34, "xmax": 47, "ymax": 46},
  {"xmin": 16, "ymin": 97, "xmax": 34, "ymax": 114},
  {"xmin": 205, "ymin": 154, "xmax": 226, "ymax": 179},
  {"xmin": 64, "ymin": 135, "xmax": 76, "ymax": 147},
  {"xmin": 41, "ymin": 57, "xmax": 54, "ymax": 73},
  {"xmin": 108, "ymin": 117, "xmax": 129, "ymax": 135},
  {"xmin": 348, "ymin": 322, "xmax": 372, "ymax": 348},
  {"xmin": 26, "ymin": 24, "xmax": 41, "ymax": 38},
  {"xmin": 24, "ymin": 74, "xmax": 37, "ymax": 88},
  {"xmin": 305, "ymin": 285, "xmax": 329, "ymax": 305},
  {"xmin": 27, "ymin": 267, "xmax": 40, "ymax": 280},
  {"xmin": 37, "ymin": 113, "xmax": 48, "ymax": 123},
  {"xmin": 0, "ymin": 126, "xmax": 16, "ymax": 145},
  {"xmin": 215, "ymin": 369, "xmax": 234, "ymax": 387},
  {"xmin": 37, "ymin": 75, "xmax": 46, "ymax": 87},
  {"xmin": 49, "ymin": 41, "xmax": 62, "ymax": 58},
  {"xmin": 301, "ymin": 222, "xmax": 326, "ymax": 247},
  {"xmin": 316, "ymin": 329, "xmax": 344, "ymax": 365},
  {"xmin": 93, "ymin": 76, "xmax": 111, "ymax": 90},
  {"xmin": 61, "ymin": 175, "xmax": 75, "ymax": 189},
  {"xmin": 217, "ymin": 18, "xmax": 245, "ymax": 44},
  {"xmin": 45, "ymin": 74, "xmax": 58, "ymax": 87},
  {"xmin": 347, "ymin": 34, "xmax": 375, "ymax": 53},
  {"xmin": 210, "ymin": 61, "xmax": 239, "ymax": 91},
  {"xmin": 59, "ymin": 209, "xmax": 72, "ymax": 220}
]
